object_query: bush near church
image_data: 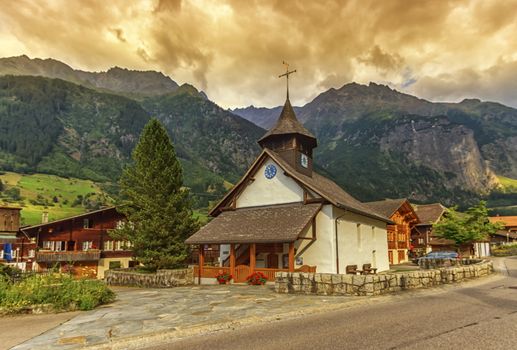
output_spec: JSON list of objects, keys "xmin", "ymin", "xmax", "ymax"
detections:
[{"xmin": 0, "ymin": 265, "xmax": 114, "ymax": 314}]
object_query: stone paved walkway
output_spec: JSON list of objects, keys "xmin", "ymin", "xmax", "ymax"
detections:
[{"xmin": 12, "ymin": 285, "xmax": 362, "ymax": 350}]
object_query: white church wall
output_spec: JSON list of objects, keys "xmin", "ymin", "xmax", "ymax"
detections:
[
  {"xmin": 334, "ymin": 208, "xmax": 390, "ymax": 273},
  {"xmin": 236, "ymin": 158, "xmax": 304, "ymax": 208},
  {"xmin": 297, "ymin": 205, "xmax": 337, "ymax": 273}
]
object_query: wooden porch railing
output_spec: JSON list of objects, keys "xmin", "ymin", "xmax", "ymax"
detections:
[{"xmin": 193, "ymin": 265, "xmax": 317, "ymax": 283}]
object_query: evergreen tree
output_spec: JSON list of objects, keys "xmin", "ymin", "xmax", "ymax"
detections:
[
  {"xmin": 434, "ymin": 201, "xmax": 503, "ymax": 248},
  {"xmin": 113, "ymin": 118, "xmax": 198, "ymax": 271}
]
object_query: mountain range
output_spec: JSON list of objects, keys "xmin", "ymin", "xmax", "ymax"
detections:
[{"xmin": 1, "ymin": 55, "xmax": 516, "ymax": 212}]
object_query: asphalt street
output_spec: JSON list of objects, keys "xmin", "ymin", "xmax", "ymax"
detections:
[{"xmin": 147, "ymin": 257, "xmax": 517, "ymax": 350}]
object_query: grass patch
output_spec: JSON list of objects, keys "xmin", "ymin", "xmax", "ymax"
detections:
[
  {"xmin": 0, "ymin": 270, "xmax": 115, "ymax": 314},
  {"xmin": 0, "ymin": 171, "xmax": 113, "ymax": 225},
  {"xmin": 492, "ymin": 243, "xmax": 517, "ymax": 257},
  {"xmin": 498, "ymin": 176, "xmax": 517, "ymax": 192}
]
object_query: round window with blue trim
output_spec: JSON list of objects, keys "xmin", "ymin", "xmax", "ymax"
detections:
[{"xmin": 264, "ymin": 164, "xmax": 277, "ymax": 179}]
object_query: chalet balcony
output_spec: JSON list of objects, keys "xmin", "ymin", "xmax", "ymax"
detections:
[{"xmin": 35, "ymin": 250, "xmax": 101, "ymax": 263}]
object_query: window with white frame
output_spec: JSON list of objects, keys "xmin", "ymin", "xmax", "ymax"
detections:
[
  {"xmin": 28, "ymin": 249, "xmax": 35, "ymax": 258},
  {"xmin": 42, "ymin": 241, "xmax": 64, "ymax": 251},
  {"xmin": 82, "ymin": 241, "xmax": 93, "ymax": 251},
  {"xmin": 115, "ymin": 241, "xmax": 123, "ymax": 251},
  {"xmin": 103, "ymin": 240, "xmax": 113, "ymax": 251}
]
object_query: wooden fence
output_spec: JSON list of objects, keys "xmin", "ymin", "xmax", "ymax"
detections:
[{"xmin": 193, "ymin": 265, "xmax": 316, "ymax": 283}]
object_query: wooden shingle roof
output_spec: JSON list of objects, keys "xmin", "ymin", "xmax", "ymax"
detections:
[
  {"xmin": 257, "ymin": 99, "xmax": 317, "ymax": 147},
  {"xmin": 186, "ymin": 202, "xmax": 321, "ymax": 244},
  {"xmin": 366, "ymin": 198, "xmax": 408, "ymax": 218},
  {"xmin": 489, "ymin": 216, "xmax": 517, "ymax": 228},
  {"xmin": 413, "ymin": 203, "xmax": 448, "ymax": 226}
]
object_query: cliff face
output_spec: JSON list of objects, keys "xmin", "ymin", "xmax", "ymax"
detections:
[{"xmin": 378, "ymin": 118, "xmax": 499, "ymax": 193}]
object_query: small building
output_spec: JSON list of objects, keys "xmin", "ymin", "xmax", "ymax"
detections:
[
  {"xmin": 0, "ymin": 207, "xmax": 134, "ymax": 278},
  {"xmin": 186, "ymin": 92, "xmax": 392, "ymax": 283},
  {"xmin": 489, "ymin": 216, "xmax": 517, "ymax": 245},
  {"xmin": 412, "ymin": 203, "xmax": 490, "ymax": 258},
  {"xmin": 366, "ymin": 199, "xmax": 419, "ymax": 264},
  {"xmin": 411, "ymin": 203, "xmax": 448, "ymax": 255}
]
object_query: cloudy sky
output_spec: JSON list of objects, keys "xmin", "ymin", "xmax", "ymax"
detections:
[{"xmin": 1, "ymin": 0, "xmax": 517, "ymax": 108}]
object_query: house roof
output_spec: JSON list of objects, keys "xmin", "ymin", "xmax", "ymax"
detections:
[
  {"xmin": 492, "ymin": 230, "xmax": 517, "ymax": 239},
  {"xmin": 365, "ymin": 198, "xmax": 410, "ymax": 218},
  {"xmin": 22, "ymin": 206, "xmax": 118, "ymax": 232},
  {"xmin": 413, "ymin": 203, "xmax": 448, "ymax": 226},
  {"xmin": 489, "ymin": 216, "xmax": 517, "ymax": 228},
  {"xmin": 0, "ymin": 206, "xmax": 22, "ymax": 210},
  {"xmin": 209, "ymin": 148, "xmax": 391, "ymax": 224},
  {"xmin": 186, "ymin": 202, "xmax": 321, "ymax": 244},
  {"xmin": 257, "ymin": 98, "xmax": 317, "ymax": 147}
]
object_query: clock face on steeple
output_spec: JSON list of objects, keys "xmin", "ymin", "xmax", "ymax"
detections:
[
  {"xmin": 300, "ymin": 154, "xmax": 308, "ymax": 168},
  {"xmin": 264, "ymin": 164, "xmax": 277, "ymax": 179}
]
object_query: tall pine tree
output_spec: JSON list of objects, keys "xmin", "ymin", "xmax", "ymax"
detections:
[{"xmin": 114, "ymin": 118, "xmax": 199, "ymax": 271}]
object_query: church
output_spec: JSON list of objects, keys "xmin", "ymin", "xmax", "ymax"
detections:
[{"xmin": 186, "ymin": 68, "xmax": 392, "ymax": 283}]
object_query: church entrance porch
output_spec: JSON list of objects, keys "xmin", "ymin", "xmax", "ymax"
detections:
[{"xmin": 194, "ymin": 242, "xmax": 316, "ymax": 284}]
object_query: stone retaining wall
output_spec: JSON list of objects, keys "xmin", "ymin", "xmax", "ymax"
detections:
[
  {"xmin": 105, "ymin": 268, "xmax": 194, "ymax": 288},
  {"xmin": 418, "ymin": 258, "xmax": 483, "ymax": 269},
  {"xmin": 275, "ymin": 261, "xmax": 493, "ymax": 296}
]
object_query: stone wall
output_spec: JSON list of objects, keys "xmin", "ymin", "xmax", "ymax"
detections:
[
  {"xmin": 275, "ymin": 261, "xmax": 493, "ymax": 296},
  {"xmin": 418, "ymin": 258, "xmax": 483, "ymax": 269},
  {"xmin": 105, "ymin": 268, "xmax": 194, "ymax": 288}
]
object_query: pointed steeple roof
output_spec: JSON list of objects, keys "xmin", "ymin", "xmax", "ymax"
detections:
[{"xmin": 258, "ymin": 98, "xmax": 317, "ymax": 147}]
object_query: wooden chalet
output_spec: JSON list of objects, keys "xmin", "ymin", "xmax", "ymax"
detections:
[
  {"xmin": 0, "ymin": 207, "xmax": 134, "ymax": 278},
  {"xmin": 411, "ymin": 203, "xmax": 448, "ymax": 255},
  {"xmin": 411, "ymin": 203, "xmax": 490, "ymax": 258},
  {"xmin": 186, "ymin": 80, "xmax": 392, "ymax": 284},
  {"xmin": 489, "ymin": 216, "xmax": 517, "ymax": 244},
  {"xmin": 366, "ymin": 199, "xmax": 419, "ymax": 264}
]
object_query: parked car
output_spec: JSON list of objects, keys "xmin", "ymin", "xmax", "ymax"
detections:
[{"xmin": 413, "ymin": 251, "xmax": 460, "ymax": 264}]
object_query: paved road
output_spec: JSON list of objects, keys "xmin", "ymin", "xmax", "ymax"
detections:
[{"xmin": 148, "ymin": 257, "xmax": 517, "ymax": 350}]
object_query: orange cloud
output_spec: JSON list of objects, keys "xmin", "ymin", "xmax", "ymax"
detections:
[{"xmin": 0, "ymin": 0, "xmax": 516, "ymax": 108}]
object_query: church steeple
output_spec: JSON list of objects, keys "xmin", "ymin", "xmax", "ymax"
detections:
[{"xmin": 258, "ymin": 63, "xmax": 317, "ymax": 176}]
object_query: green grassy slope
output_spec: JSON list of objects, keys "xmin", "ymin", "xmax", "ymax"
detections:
[{"xmin": 0, "ymin": 171, "xmax": 113, "ymax": 225}]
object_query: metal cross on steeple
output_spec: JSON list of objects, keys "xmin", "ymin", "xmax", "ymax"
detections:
[{"xmin": 278, "ymin": 61, "xmax": 296, "ymax": 100}]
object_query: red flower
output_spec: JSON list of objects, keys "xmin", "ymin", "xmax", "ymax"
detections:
[{"xmin": 246, "ymin": 271, "xmax": 267, "ymax": 285}]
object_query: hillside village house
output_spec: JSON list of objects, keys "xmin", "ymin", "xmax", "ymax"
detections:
[
  {"xmin": 412, "ymin": 203, "xmax": 490, "ymax": 258},
  {"xmin": 186, "ymin": 91, "xmax": 392, "ymax": 283},
  {"xmin": 366, "ymin": 199, "xmax": 419, "ymax": 264},
  {"xmin": 0, "ymin": 207, "xmax": 134, "ymax": 278},
  {"xmin": 489, "ymin": 216, "xmax": 517, "ymax": 244},
  {"xmin": 411, "ymin": 203, "xmax": 448, "ymax": 255}
]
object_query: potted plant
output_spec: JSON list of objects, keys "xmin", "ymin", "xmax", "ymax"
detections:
[
  {"xmin": 246, "ymin": 271, "xmax": 267, "ymax": 285},
  {"xmin": 215, "ymin": 271, "xmax": 233, "ymax": 284}
]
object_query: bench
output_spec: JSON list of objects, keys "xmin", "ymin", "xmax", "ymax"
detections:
[{"xmin": 362, "ymin": 263, "xmax": 377, "ymax": 275}]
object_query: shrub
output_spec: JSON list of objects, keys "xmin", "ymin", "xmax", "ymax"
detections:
[
  {"xmin": 492, "ymin": 243, "xmax": 517, "ymax": 257},
  {"xmin": 0, "ymin": 273, "xmax": 115, "ymax": 313}
]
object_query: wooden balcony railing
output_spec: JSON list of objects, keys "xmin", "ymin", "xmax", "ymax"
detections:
[{"xmin": 35, "ymin": 250, "xmax": 101, "ymax": 262}]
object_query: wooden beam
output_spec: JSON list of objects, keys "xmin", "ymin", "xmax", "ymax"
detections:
[
  {"xmin": 250, "ymin": 243, "xmax": 256, "ymax": 273},
  {"xmin": 312, "ymin": 217, "xmax": 316, "ymax": 240},
  {"xmin": 230, "ymin": 244, "xmax": 236, "ymax": 278},
  {"xmin": 198, "ymin": 245, "xmax": 205, "ymax": 285},
  {"xmin": 288, "ymin": 242, "xmax": 295, "ymax": 272}
]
